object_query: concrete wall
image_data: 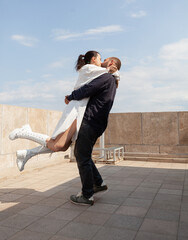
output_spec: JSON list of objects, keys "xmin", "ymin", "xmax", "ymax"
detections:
[
  {"xmin": 1, "ymin": 104, "xmax": 188, "ymax": 180},
  {"xmin": 105, "ymin": 112, "xmax": 188, "ymax": 162},
  {"xmin": 0, "ymin": 104, "xmax": 70, "ymax": 181}
]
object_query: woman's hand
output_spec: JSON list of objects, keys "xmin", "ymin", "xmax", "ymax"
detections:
[
  {"xmin": 108, "ymin": 64, "xmax": 118, "ymax": 73},
  {"xmin": 65, "ymin": 96, "xmax": 70, "ymax": 104}
]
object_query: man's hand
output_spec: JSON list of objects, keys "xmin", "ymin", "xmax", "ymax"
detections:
[{"xmin": 65, "ymin": 96, "xmax": 70, "ymax": 104}]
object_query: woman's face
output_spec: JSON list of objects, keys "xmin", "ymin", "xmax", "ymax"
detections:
[{"xmin": 91, "ymin": 54, "xmax": 101, "ymax": 67}]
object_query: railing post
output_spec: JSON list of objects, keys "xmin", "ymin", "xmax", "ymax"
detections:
[{"xmin": 99, "ymin": 133, "xmax": 105, "ymax": 158}]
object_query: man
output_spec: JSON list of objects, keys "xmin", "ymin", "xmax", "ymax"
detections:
[{"xmin": 66, "ymin": 57, "xmax": 121, "ymax": 205}]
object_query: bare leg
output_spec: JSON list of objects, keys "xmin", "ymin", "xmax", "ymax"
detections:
[{"xmin": 47, "ymin": 120, "xmax": 77, "ymax": 152}]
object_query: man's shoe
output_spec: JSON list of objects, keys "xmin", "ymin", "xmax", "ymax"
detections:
[
  {"xmin": 70, "ymin": 192, "xmax": 94, "ymax": 206},
  {"xmin": 93, "ymin": 183, "xmax": 108, "ymax": 194}
]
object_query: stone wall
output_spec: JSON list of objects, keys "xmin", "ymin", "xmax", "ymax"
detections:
[
  {"xmin": 0, "ymin": 104, "xmax": 70, "ymax": 181},
  {"xmin": 1, "ymin": 104, "xmax": 188, "ymax": 180},
  {"xmin": 105, "ymin": 112, "xmax": 188, "ymax": 163}
]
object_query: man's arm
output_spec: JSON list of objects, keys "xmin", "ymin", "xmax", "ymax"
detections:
[{"xmin": 67, "ymin": 73, "xmax": 110, "ymax": 101}]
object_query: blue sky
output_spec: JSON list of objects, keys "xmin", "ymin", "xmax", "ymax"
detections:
[{"xmin": 1, "ymin": 0, "xmax": 188, "ymax": 112}]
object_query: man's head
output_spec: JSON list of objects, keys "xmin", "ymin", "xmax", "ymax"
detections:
[{"xmin": 101, "ymin": 57, "xmax": 121, "ymax": 70}]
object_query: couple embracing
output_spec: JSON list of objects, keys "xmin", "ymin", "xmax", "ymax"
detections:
[{"xmin": 9, "ymin": 50, "xmax": 121, "ymax": 205}]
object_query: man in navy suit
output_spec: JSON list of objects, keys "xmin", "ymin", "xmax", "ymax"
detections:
[{"xmin": 66, "ymin": 57, "xmax": 121, "ymax": 205}]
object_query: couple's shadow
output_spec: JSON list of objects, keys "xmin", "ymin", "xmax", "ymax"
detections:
[{"xmin": 0, "ymin": 176, "xmax": 83, "ymax": 222}]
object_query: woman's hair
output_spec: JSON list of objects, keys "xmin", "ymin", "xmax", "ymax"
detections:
[{"xmin": 75, "ymin": 50, "xmax": 99, "ymax": 71}]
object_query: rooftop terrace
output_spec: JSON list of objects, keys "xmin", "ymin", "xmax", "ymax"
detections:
[
  {"xmin": 0, "ymin": 160, "xmax": 188, "ymax": 240},
  {"xmin": 1, "ymin": 104, "xmax": 188, "ymax": 239}
]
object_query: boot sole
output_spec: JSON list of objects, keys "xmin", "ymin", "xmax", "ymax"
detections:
[
  {"xmin": 94, "ymin": 186, "xmax": 108, "ymax": 194},
  {"xmin": 70, "ymin": 199, "xmax": 94, "ymax": 206}
]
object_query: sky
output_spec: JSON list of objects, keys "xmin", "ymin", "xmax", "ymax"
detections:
[{"xmin": 0, "ymin": 0, "xmax": 188, "ymax": 113}]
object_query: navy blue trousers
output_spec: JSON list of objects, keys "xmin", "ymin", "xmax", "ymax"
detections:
[{"xmin": 74, "ymin": 120, "xmax": 103, "ymax": 198}]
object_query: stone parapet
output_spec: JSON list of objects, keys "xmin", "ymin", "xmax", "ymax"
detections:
[
  {"xmin": 1, "ymin": 104, "xmax": 188, "ymax": 178},
  {"xmin": 105, "ymin": 112, "xmax": 188, "ymax": 163},
  {"xmin": 0, "ymin": 104, "xmax": 70, "ymax": 180}
]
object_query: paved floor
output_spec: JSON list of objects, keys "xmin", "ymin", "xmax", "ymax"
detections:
[{"xmin": 0, "ymin": 160, "xmax": 188, "ymax": 240}]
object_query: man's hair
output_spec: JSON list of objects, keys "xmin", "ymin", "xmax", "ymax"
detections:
[{"xmin": 109, "ymin": 57, "xmax": 121, "ymax": 70}]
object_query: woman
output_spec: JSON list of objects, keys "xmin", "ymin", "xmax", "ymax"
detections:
[{"xmin": 9, "ymin": 50, "xmax": 120, "ymax": 171}]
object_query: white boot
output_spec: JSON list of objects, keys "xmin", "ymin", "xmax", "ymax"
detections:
[
  {"xmin": 16, "ymin": 146, "xmax": 53, "ymax": 172},
  {"xmin": 9, "ymin": 124, "xmax": 49, "ymax": 146}
]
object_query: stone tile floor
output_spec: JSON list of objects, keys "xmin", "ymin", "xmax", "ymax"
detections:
[{"xmin": 0, "ymin": 160, "xmax": 188, "ymax": 240}]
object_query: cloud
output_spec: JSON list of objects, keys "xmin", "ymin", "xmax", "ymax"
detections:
[
  {"xmin": 3, "ymin": 38, "xmax": 188, "ymax": 113},
  {"xmin": 159, "ymin": 38, "xmax": 188, "ymax": 61},
  {"xmin": 130, "ymin": 10, "xmax": 146, "ymax": 18},
  {"xmin": 0, "ymin": 78, "xmax": 75, "ymax": 110},
  {"xmin": 100, "ymin": 48, "xmax": 119, "ymax": 53},
  {"xmin": 52, "ymin": 30, "xmax": 81, "ymax": 41},
  {"xmin": 52, "ymin": 25, "xmax": 123, "ymax": 41},
  {"xmin": 41, "ymin": 74, "xmax": 53, "ymax": 78},
  {"xmin": 114, "ymin": 66, "xmax": 188, "ymax": 112},
  {"xmin": 112, "ymin": 38, "xmax": 188, "ymax": 112},
  {"xmin": 85, "ymin": 25, "xmax": 123, "ymax": 35},
  {"xmin": 11, "ymin": 35, "xmax": 38, "ymax": 47}
]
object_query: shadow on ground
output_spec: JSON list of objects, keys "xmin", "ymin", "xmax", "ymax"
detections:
[{"xmin": 0, "ymin": 162, "xmax": 188, "ymax": 240}]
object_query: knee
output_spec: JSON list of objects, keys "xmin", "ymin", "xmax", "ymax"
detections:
[
  {"xmin": 74, "ymin": 149, "xmax": 89, "ymax": 167},
  {"xmin": 46, "ymin": 140, "xmax": 60, "ymax": 152},
  {"xmin": 53, "ymin": 143, "xmax": 62, "ymax": 152},
  {"xmin": 54, "ymin": 142, "xmax": 69, "ymax": 152}
]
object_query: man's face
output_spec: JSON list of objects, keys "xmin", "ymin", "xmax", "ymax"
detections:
[{"xmin": 101, "ymin": 58, "xmax": 111, "ymax": 68}]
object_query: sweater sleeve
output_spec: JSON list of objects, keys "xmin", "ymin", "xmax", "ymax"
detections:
[{"xmin": 67, "ymin": 73, "xmax": 110, "ymax": 101}]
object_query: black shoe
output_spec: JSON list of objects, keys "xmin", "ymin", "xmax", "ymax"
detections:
[
  {"xmin": 70, "ymin": 192, "xmax": 94, "ymax": 206},
  {"xmin": 93, "ymin": 183, "xmax": 108, "ymax": 194}
]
